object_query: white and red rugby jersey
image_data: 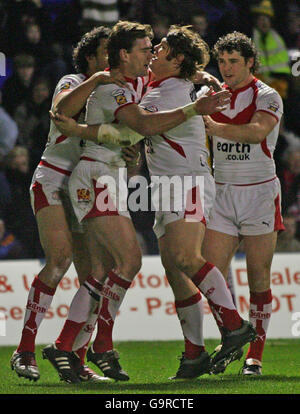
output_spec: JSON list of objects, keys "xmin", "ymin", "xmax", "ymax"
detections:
[
  {"xmin": 82, "ymin": 76, "xmax": 146, "ymax": 166},
  {"xmin": 140, "ymin": 76, "xmax": 210, "ymax": 176},
  {"xmin": 41, "ymin": 73, "xmax": 87, "ymax": 173},
  {"xmin": 199, "ymin": 78, "xmax": 283, "ymax": 185}
]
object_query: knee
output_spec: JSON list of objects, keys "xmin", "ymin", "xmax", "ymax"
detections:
[
  {"xmin": 46, "ymin": 247, "xmax": 73, "ymax": 275},
  {"xmin": 118, "ymin": 248, "xmax": 142, "ymax": 279},
  {"xmin": 171, "ymin": 249, "xmax": 203, "ymax": 276}
]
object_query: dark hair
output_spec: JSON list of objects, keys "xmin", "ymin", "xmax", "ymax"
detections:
[
  {"xmin": 107, "ymin": 20, "xmax": 153, "ymax": 69},
  {"xmin": 166, "ymin": 25, "xmax": 210, "ymax": 80},
  {"xmin": 73, "ymin": 26, "xmax": 111, "ymax": 73},
  {"xmin": 213, "ymin": 31, "xmax": 260, "ymax": 74}
]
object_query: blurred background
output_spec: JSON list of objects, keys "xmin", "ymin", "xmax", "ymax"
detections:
[{"xmin": 0, "ymin": 0, "xmax": 299, "ymax": 260}]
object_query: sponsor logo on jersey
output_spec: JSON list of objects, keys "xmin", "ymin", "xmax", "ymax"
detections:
[
  {"xmin": 60, "ymin": 81, "xmax": 71, "ymax": 90},
  {"xmin": 216, "ymin": 141, "xmax": 251, "ymax": 160},
  {"xmin": 77, "ymin": 188, "xmax": 91, "ymax": 202},
  {"xmin": 267, "ymin": 101, "xmax": 279, "ymax": 113},
  {"xmin": 144, "ymin": 105, "xmax": 158, "ymax": 112},
  {"xmin": 111, "ymin": 88, "xmax": 128, "ymax": 105}
]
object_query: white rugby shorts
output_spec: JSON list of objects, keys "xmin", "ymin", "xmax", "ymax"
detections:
[
  {"xmin": 207, "ymin": 177, "xmax": 285, "ymax": 236},
  {"xmin": 68, "ymin": 158, "xmax": 130, "ymax": 222},
  {"xmin": 153, "ymin": 173, "xmax": 216, "ymax": 239},
  {"xmin": 30, "ymin": 162, "xmax": 83, "ymax": 233}
]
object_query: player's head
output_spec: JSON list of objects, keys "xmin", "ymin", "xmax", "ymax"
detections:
[
  {"xmin": 212, "ymin": 32, "xmax": 259, "ymax": 89},
  {"xmin": 73, "ymin": 26, "xmax": 111, "ymax": 75},
  {"xmin": 107, "ymin": 20, "xmax": 153, "ymax": 77},
  {"xmin": 150, "ymin": 25, "xmax": 210, "ymax": 80}
]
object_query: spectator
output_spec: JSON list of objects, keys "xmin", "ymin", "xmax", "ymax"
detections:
[
  {"xmin": 279, "ymin": 146, "xmax": 300, "ymax": 211},
  {"xmin": 151, "ymin": 15, "xmax": 170, "ymax": 46},
  {"xmin": 276, "ymin": 214, "xmax": 300, "ymax": 252},
  {"xmin": 4, "ymin": 146, "xmax": 43, "ymax": 258},
  {"xmin": 0, "ymin": 218, "xmax": 24, "ymax": 260},
  {"xmin": 13, "ymin": 77, "xmax": 51, "ymax": 172},
  {"xmin": 251, "ymin": 0, "xmax": 291, "ymax": 99},
  {"xmin": 2, "ymin": 0, "xmax": 53, "ymax": 56},
  {"xmin": 79, "ymin": 0, "xmax": 120, "ymax": 33},
  {"xmin": 0, "ymin": 91, "xmax": 18, "ymax": 161},
  {"xmin": 1, "ymin": 54, "xmax": 36, "ymax": 117}
]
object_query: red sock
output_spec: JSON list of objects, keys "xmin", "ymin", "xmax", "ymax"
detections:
[
  {"xmin": 17, "ymin": 276, "xmax": 55, "ymax": 353},
  {"xmin": 246, "ymin": 289, "xmax": 272, "ymax": 362},
  {"xmin": 175, "ymin": 292, "xmax": 205, "ymax": 359},
  {"xmin": 93, "ymin": 271, "xmax": 131, "ymax": 354},
  {"xmin": 192, "ymin": 262, "xmax": 242, "ymax": 331}
]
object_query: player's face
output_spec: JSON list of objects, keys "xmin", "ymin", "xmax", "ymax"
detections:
[
  {"xmin": 217, "ymin": 50, "xmax": 254, "ymax": 90},
  {"xmin": 150, "ymin": 38, "xmax": 172, "ymax": 76},
  {"xmin": 95, "ymin": 38, "xmax": 109, "ymax": 71},
  {"xmin": 126, "ymin": 37, "xmax": 153, "ymax": 77}
]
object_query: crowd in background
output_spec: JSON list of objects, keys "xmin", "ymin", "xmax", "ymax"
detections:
[{"xmin": 0, "ymin": 0, "xmax": 299, "ymax": 259}]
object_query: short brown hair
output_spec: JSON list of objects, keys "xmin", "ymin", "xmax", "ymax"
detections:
[
  {"xmin": 73, "ymin": 26, "xmax": 111, "ymax": 74},
  {"xmin": 166, "ymin": 25, "xmax": 210, "ymax": 80},
  {"xmin": 107, "ymin": 20, "xmax": 153, "ymax": 69},
  {"xmin": 213, "ymin": 32, "xmax": 260, "ymax": 74}
]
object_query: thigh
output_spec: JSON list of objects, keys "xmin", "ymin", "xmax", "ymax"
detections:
[
  {"xmin": 238, "ymin": 178, "xmax": 285, "ymax": 236},
  {"xmin": 243, "ymin": 232, "xmax": 277, "ymax": 292},
  {"xmin": 86, "ymin": 215, "xmax": 140, "ymax": 265},
  {"xmin": 30, "ymin": 166, "xmax": 68, "ymax": 214},
  {"xmin": 202, "ymin": 228, "xmax": 240, "ymax": 278}
]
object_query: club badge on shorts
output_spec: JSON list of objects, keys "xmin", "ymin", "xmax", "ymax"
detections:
[{"xmin": 77, "ymin": 188, "xmax": 91, "ymax": 203}]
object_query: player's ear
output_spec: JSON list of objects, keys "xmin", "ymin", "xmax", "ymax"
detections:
[
  {"xmin": 246, "ymin": 57, "xmax": 254, "ymax": 71},
  {"xmin": 86, "ymin": 54, "xmax": 95, "ymax": 65},
  {"xmin": 175, "ymin": 53, "xmax": 185, "ymax": 64},
  {"xmin": 120, "ymin": 49, "xmax": 130, "ymax": 63}
]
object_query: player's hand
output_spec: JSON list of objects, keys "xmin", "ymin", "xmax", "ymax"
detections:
[
  {"xmin": 193, "ymin": 71, "xmax": 222, "ymax": 92},
  {"xmin": 49, "ymin": 111, "xmax": 78, "ymax": 136},
  {"xmin": 95, "ymin": 70, "xmax": 129, "ymax": 89},
  {"xmin": 203, "ymin": 115, "xmax": 221, "ymax": 136},
  {"xmin": 194, "ymin": 87, "xmax": 231, "ymax": 115},
  {"xmin": 121, "ymin": 144, "xmax": 141, "ymax": 167}
]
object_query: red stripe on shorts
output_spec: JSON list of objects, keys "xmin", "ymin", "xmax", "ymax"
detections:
[
  {"xmin": 31, "ymin": 181, "xmax": 50, "ymax": 214},
  {"xmin": 83, "ymin": 179, "xmax": 119, "ymax": 220},
  {"xmin": 274, "ymin": 194, "xmax": 285, "ymax": 231}
]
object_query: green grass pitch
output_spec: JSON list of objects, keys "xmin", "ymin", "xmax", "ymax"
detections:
[{"xmin": 1, "ymin": 339, "xmax": 300, "ymax": 394}]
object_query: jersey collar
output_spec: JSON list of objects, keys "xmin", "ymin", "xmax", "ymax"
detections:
[{"xmin": 148, "ymin": 76, "xmax": 181, "ymax": 89}]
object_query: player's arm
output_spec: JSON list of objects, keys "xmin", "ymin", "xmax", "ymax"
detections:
[
  {"xmin": 53, "ymin": 70, "xmax": 128, "ymax": 117},
  {"xmin": 203, "ymin": 111, "xmax": 278, "ymax": 144},
  {"xmin": 50, "ymin": 88, "xmax": 231, "ymax": 145},
  {"xmin": 115, "ymin": 88, "xmax": 231, "ymax": 136},
  {"xmin": 192, "ymin": 71, "xmax": 222, "ymax": 92}
]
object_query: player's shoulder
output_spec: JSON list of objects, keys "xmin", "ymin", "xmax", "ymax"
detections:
[
  {"xmin": 255, "ymin": 78, "xmax": 281, "ymax": 100},
  {"xmin": 92, "ymin": 83, "xmax": 128, "ymax": 98},
  {"xmin": 162, "ymin": 77, "xmax": 191, "ymax": 89},
  {"xmin": 57, "ymin": 73, "xmax": 86, "ymax": 87}
]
